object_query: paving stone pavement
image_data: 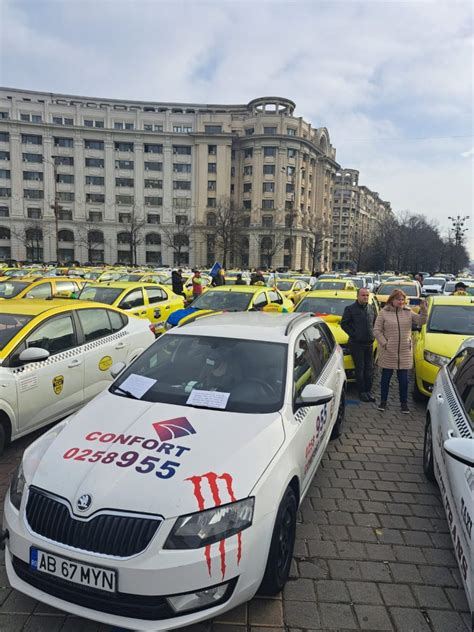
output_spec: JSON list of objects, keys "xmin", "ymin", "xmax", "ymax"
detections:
[{"xmin": 0, "ymin": 381, "xmax": 471, "ymax": 632}]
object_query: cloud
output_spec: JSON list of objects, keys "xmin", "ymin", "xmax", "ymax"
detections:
[{"xmin": 461, "ymin": 147, "xmax": 474, "ymax": 158}]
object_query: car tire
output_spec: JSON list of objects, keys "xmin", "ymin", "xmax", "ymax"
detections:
[
  {"xmin": 423, "ymin": 416, "xmax": 436, "ymax": 482},
  {"xmin": 258, "ymin": 486, "xmax": 297, "ymax": 596},
  {"xmin": 331, "ymin": 391, "xmax": 345, "ymax": 440},
  {"xmin": 413, "ymin": 377, "xmax": 426, "ymax": 402},
  {"xmin": 0, "ymin": 423, "xmax": 5, "ymax": 457}
]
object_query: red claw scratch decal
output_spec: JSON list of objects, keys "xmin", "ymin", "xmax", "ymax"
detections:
[{"xmin": 185, "ymin": 472, "xmax": 241, "ymax": 579}]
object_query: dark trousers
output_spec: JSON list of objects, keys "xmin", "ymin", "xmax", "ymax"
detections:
[
  {"xmin": 381, "ymin": 368, "xmax": 408, "ymax": 403},
  {"xmin": 349, "ymin": 342, "xmax": 374, "ymax": 395}
]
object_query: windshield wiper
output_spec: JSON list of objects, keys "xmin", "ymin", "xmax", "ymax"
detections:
[
  {"xmin": 109, "ymin": 385, "xmax": 140, "ymax": 399},
  {"xmin": 185, "ymin": 403, "xmax": 223, "ymax": 411}
]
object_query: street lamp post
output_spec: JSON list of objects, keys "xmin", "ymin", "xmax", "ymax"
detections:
[
  {"xmin": 448, "ymin": 215, "xmax": 469, "ymax": 246},
  {"xmin": 42, "ymin": 156, "xmax": 63, "ymax": 263}
]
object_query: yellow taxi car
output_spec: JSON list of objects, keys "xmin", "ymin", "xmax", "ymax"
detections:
[
  {"xmin": 0, "ymin": 277, "xmax": 86, "ymax": 300},
  {"xmin": 273, "ymin": 278, "xmax": 311, "ymax": 305},
  {"xmin": 376, "ymin": 281, "xmax": 422, "ymax": 312},
  {"xmin": 0, "ymin": 268, "xmax": 43, "ymax": 281},
  {"xmin": 313, "ymin": 279, "xmax": 356, "ymax": 292},
  {"xmin": 77, "ymin": 282, "xmax": 185, "ymax": 330},
  {"xmin": 162, "ymin": 272, "xmax": 213, "ymax": 301},
  {"xmin": 166, "ymin": 285, "xmax": 294, "ymax": 329},
  {"xmin": 295, "ymin": 290, "xmax": 378, "ymax": 381},
  {"xmin": 413, "ymin": 295, "xmax": 474, "ymax": 400},
  {"xmin": 117, "ymin": 271, "xmax": 169, "ymax": 284},
  {"xmin": 0, "ymin": 299, "xmax": 155, "ymax": 453}
]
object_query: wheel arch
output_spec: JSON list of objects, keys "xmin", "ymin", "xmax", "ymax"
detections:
[{"xmin": 0, "ymin": 409, "xmax": 12, "ymax": 445}]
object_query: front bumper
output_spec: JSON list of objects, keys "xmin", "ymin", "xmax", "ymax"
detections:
[
  {"xmin": 4, "ymin": 492, "xmax": 274, "ymax": 631},
  {"xmin": 415, "ymin": 360, "xmax": 440, "ymax": 396}
]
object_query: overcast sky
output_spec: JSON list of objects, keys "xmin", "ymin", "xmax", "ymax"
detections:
[{"xmin": 1, "ymin": 0, "xmax": 473, "ymax": 254}]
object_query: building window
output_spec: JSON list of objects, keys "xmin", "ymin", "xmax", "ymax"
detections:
[
  {"xmin": 86, "ymin": 175, "xmax": 104, "ymax": 186},
  {"xmin": 145, "ymin": 232, "xmax": 161, "ymax": 245},
  {"xmin": 263, "ymin": 146, "xmax": 277, "ymax": 157},
  {"xmin": 207, "ymin": 198, "xmax": 216, "ymax": 208},
  {"xmin": 54, "ymin": 137, "xmax": 74, "ymax": 148},
  {"xmin": 173, "ymin": 180, "xmax": 191, "ymax": 190},
  {"xmin": 0, "ymin": 112, "xmax": 9, "ymax": 120},
  {"xmin": 243, "ymin": 200, "xmax": 251, "ymax": 210},
  {"xmin": 84, "ymin": 139, "xmax": 104, "ymax": 150},
  {"xmin": 52, "ymin": 116, "xmax": 73, "ymax": 125},
  {"xmin": 263, "ymin": 182, "xmax": 275, "ymax": 193},
  {"xmin": 119, "ymin": 213, "xmax": 132, "ymax": 223},
  {"xmin": 0, "ymin": 133, "xmax": 9, "ymax": 142},
  {"xmin": 263, "ymin": 164, "xmax": 275, "ymax": 175},
  {"xmin": 0, "ymin": 188, "xmax": 11, "ymax": 198},
  {"xmin": 206, "ymin": 213, "xmax": 216, "ymax": 226},
  {"xmin": 287, "ymin": 148, "xmax": 297, "ymax": 158},
  {"xmin": 245, "ymin": 128, "xmax": 254, "ymax": 136},
  {"xmin": 175, "ymin": 215, "xmax": 188, "ymax": 225},
  {"xmin": 173, "ymin": 163, "xmax": 192, "ymax": 173},
  {"xmin": 86, "ymin": 193, "xmax": 105, "ymax": 204},
  {"xmin": 88, "ymin": 211, "xmax": 103, "ymax": 221},
  {"xmin": 0, "ymin": 151, "xmax": 10, "ymax": 161},
  {"xmin": 147, "ymin": 213, "xmax": 160, "ymax": 224},
  {"xmin": 115, "ymin": 160, "xmax": 134, "ymax": 170},
  {"xmin": 58, "ymin": 209, "xmax": 73, "ymax": 220},
  {"xmin": 173, "ymin": 145, "xmax": 192, "ymax": 155},
  {"xmin": 57, "ymin": 192, "xmax": 74, "ymax": 202},
  {"xmin": 287, "ymin": 165, "xmax": 295, "ymax": 176},
  {"xmin": 243, "ymin": 183, "xmax": 252, "ymax": 193},
  {"xmin": 22, "ymin": 153, "xmax": 42, "ymax": 163},
  {"xmin": 173, "ymin": 197, "xmax": 191, "ymax": 208},
  {"xmin": 23, "ymin": 189, "xmax": 43, "ymax": 199},
  {"xmin": 0, "ymin": 206, "xmax": 9, "ymax": 217},
  {"xmin": 22, "ymin": 134, "xmax": 42, "ymax": 145},
  {"xmin": 243, "ymin": 165, "xmax": 253, "ymax": 176},
  {"xmin": 144, "ymin": 124, "xmax": 163, "ymax": 132},
  {"xmin": 285, "ymin": 200, "xmax": 293, "ymax": 210},
  {"xmin": 58, "ymin": 229, "xmax": 74, "ymax": 242},
  {"xmin": 244, "ymin": 148, "xmax": 253, "ymax": 159},
  {"xmin": 116, "ymin": 177, "xmax": 134, "ymax": 188},
  {"xmin": 144, "ymin": 196, "xmax": 162, "ymax": 206},
  {"xmin": 208, "ymin": 145, "xmax": 217, "ymax": 155},
  {"xmin": 27, "ymin": 207, "xmax": 41, "ymax": 219},
  {"xmin": 144, "ymin": 161, "xmax": 162, "ymax": 171},
  {"xmin": 85, "ymin": 157, "xmax": 104, "ymax": 168},
  {"xmin": 115, "ymin": 142, "xmax": 134, "ymax": 152},
  {"xmin": 204, "ymin": 125, "xmax": 222, "ymax": 134},
  {"xmin": 287, "ymin": 128, "xmax": 297, "ymax": 136},
  {"xmin": 262, "ymin": 215, "xmax": 273, "ymax": 227},
  {"xmin": 146, "ymin": 251, "xmax": 162, "ymax": 264},
  {"xmin": 264, "ymin": 127, "xmax": 277, "ymax": 135},
  {"xmin": 84, "ymin": 119, "xmax": 104, "ymax": 128},
  {"xmin": 0, "ymin": 169, "xmax": 11, "ymax": 179},
  {"xmin": 144, "ymin": 179, "xmax": 162, "ymax": 189},
  {"xmin": 144, "ymin": 144, "xmax": 163, "ymax": 154},
  {"xmin": 0, "ymin": 226, "xmax": 11, "ymax": 239},
  {"xmin": 114, "ymin": 122, "xmax": 134, "ymax": 130},
  {"xmin": 208, "ymin": 180, "xmax": 216, "ymax": 191},
  {"xmin": 54, "ymin": 156, "xmax": 74, "ymax": 166},
  {"xmin": 208, "ymin": 163, "xmax": 217, "ymax": 174},
  {"xmin": 242, "ymin": 215, "xmax": 250, "ymax": 227},
  {"xmin": 262, "ymin": 199, "xmax": 274, "ymax": 209},
  {"xmin": 286, "ymin": 183, "xmax": 294, "ymax": 193},
  {"xmin": 116, "ymin": 195, "xmax": 134, "ymax": 205},
  {"xmin": 173, "ymin": 125, "xmax": 192, "ymax": 133},
  {"xmin": 57, "ymin": 173, "xmax": 74, "ymax": 184}
]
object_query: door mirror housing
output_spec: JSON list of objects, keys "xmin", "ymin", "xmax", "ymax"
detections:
[
  {"xmin": 18, "ymin": 347, "xmax": 50, "ymax": 364},
  {"xmin": 295, "ymin": 384, "xmax": 333, "ymax": 409},
  {"xmin": 443, "ymin": 438, "xmax": 474, "ymax": 467},
  {"xmin": 110, "ymin": 361, "xmax": 126, "ymax": 379}
]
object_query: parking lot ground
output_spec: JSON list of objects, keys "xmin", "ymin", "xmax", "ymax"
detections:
[{"xmin": 0, "ymin": 381, "xmax": 471, "ymax": 632}]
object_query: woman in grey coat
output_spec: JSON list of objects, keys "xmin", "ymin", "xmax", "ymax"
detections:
[{"xmin": 373, "ymin": 289, "xmax": 427, "ymax": 413}]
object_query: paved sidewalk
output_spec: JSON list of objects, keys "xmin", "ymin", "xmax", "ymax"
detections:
[{"xmin": 0, "ymin": 383, "xmax": 471, "ymax": 631}]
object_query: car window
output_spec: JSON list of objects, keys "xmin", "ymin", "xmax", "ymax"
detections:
[
  {"xmin": 428, "ymin": 306, "xmax": 474, "ymax": 335},
  {"xmin": 146, "ymin": 286, "xmax": 168, "ymax": 304},
  {"xmin": 119, "ymin": 289, "xmax": 144, "ymax": 310},
  {"xmin": 191, "ymin": 291, "xmax": 253, "ymax": 311},
  {"xmin": 0, "ymin": 282, "xmax": 31, "ymax": 298},
  {"xmin": 293, "ymin": 332, "xmax": 317, "ymax": 398},
  {"xmin": 450, "ymin": 349, "xmax": 474, "ymax": 428},
  {"xmin": 267, "ymin": 290, "xmax": 283, "ymax": 305},
  {"xmin": 0, "ymin": 313, "xmax": 33, "ymax": 350},
  {"xmin": 25, "ymin": 314, "xmax": 76, "ymax": 355},
  {"xmin": 79, "ymin": 286, "xmax": 123, "ymax": 305},
  {"xmin": 108, "ymin": 310, "xmax": 127, "ymax": 332},
  {"xmin": 78, "ymin": 308, "xmax": 113, "ymax": 342},
  {"xmin": 295, "ymin": 297, "xmax": 353, "ymax": 315},
  {"xmin": 25, "ymin": 282, "xmax": 52, "ymax": 299},
  {"xmin": 303, "ymin": 324, "xmax": 330, "ymax": 376},
  {"xmin": 55, "ymin": 281, "xmax": 76, "ymax": 294},
  {"xmin": 252, "ymin": 292, "xmax": 268, "ymax": 310},
  {"xmin": 318, "ymin": 322, "xmax": 336, "ymax": 354}
]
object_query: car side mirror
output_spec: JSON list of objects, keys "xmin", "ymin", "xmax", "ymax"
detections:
[
  {"xmin": 18, "ymin": 347, "xmax": 50, "ymax": 364},
  {"xmin": 443, "ymin": 438, "xmax": 474, "ymax": 467},
  {"xmin": 110, "ymin": 361, "xmax": 126, "ymax": 378},
  {"xmin": 295, "ymin": 384, "xmax": 333, "ymax": 409}
]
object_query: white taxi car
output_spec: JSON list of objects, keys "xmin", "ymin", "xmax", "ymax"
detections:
[
  {"xmin": 3, "ymin": 312, "xmax": 345, "ymax": 630},
  {"xmin": 0, "ymin": 299, "xmax": 155, "ymax": 454},
  {"xmin": 423, "ymin": 338, "xmax": 473, "ymax": 612}
]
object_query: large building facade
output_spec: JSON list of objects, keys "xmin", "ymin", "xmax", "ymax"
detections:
[
  {"xmin": 0, "ymin": 88, "xmax": 339, "ymax": 269},
  {"xmin": 332, "ymin": 169, "xmax": 392, "ymax": 270}
]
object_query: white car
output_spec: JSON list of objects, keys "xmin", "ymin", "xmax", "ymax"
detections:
[
  {"xmin": 423, "ymin": 338, "xmax": 474, "ymax": 612},
  {"xmin": 0, "ymin": 299, "xmax": 155, "ymax": 454},
  {"xmin": 422, "ymin": 277, "xmax": 446, "ymax": 295},
  {"xmin": 3, "ymin": 312, "xmax": 346, "ymax": 630}
]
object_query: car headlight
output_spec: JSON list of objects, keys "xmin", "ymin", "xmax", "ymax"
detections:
[
  {"xmin": 10, "ymin": 464, "xmax": 26, "ymax": 511},
  {"xmin": 424, "ymin": 350, "xmax": 450, "ymax": 367},
  {"xmin": 165, "ymin": 498, "xmax": 254, "ymax": 549}
]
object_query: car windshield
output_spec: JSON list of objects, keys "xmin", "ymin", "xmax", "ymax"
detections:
[
  {"xmin": 428, "ymin": 305, "xmax": 474, "ymax": 335},
  {"xmin": 78, "ymin": 286, "xmax": 123, "ymax": 304},
  {"xmin": 276, "ymin": 281, "xmax": 294, "ymax": 291},
  {"xmin": 191, "ymin": 291, "xmax": 253, "ymax": 311},
  {"xmin": 111, "ymin": 334, "xmax": 287, "ymax": 413},
  {"xmin": 83, "ymin": 272, "xmax": 101, "ymax": 280},
  {"xmin": 0, "ymin": 313, "xmax": 33, "ymax": 350},
  {"xmin": 348, "ymin": 278, "xmax": 364, "ymax": 288},
  {"xmin": 296, "ymin": 297, "xmax": 354, "ymax": 316},
  {"xmin": 377, "ymin": 284, "xmax": 418, "ymax": 297},
  {"xmin": 0, "ymin": 281, "xmax": 31, "ymax": 298},
  {"xmin": 313, "ymin": 281, "xmax": 347, "ymax": 290},
  {"xmin": 444, "ymin": 282, "xmax": 456, "ymax": 293},
  {"xmin": 424, "ymin": 278, "xmax": 445, "ymax": 287},
  {"xmin": 3, "ymin": 270, "xmax": 24, "ymax": 277},
  {"xmin": 118, "ymin": 274, "xmax": 142, "ymax": 282}
]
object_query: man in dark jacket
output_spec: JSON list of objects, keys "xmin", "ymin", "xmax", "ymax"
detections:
[
  {"xmin": 341, "ymin": 288, "xmax": 376, "ymax": 402},
  {"xmin": 171, "ymin": 269, "xmax": 184, "ymax": 297}
]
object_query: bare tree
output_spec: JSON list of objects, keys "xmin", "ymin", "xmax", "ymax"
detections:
[
  {"xmin": 76, "ymin": 219, "xmax": 107, "ymax": 263},
  {"xmin": 256, "ymin": 230, "xmax": 285, "ymax": 268},
  {"xmin": 119, "ymin": 206, "xmax": 146, "ymax": 266},
  {"xmin": 12, "ymin": 221, "xmax": 49, "ymax": 262},
  {"xmin": 306, "ymin": 217, "xmax": 331, "ymax": 274},
  {"xmin": 162, "ymin": 218, "xmax": 192, "ymax": 266},
  {"xmin": 206, "ymin": 196, "xmax": 245, "ymax": 268}
]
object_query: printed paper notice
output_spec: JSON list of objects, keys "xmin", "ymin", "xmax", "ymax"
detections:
[
  {"xmin": 186, "ymin": 389, "xmax": 230, "ymax": 409},
  {"xmin": 119, "ymin": 374, "xmax": 156, "ymax": 398},
  {"xmin": 19, "ymin": 375, "xmax": 38, "ymax": 392}
]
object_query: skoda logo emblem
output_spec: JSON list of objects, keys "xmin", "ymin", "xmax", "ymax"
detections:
[{"xmin": 76, "ymin": 494, "xmax": 93, "ymax": 512}]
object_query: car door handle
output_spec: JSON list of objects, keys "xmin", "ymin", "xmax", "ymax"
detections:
[
  {"xmin": 115, "ymin": 342, "xmax": 125, "ymax": 350},
  {"xmin": 447, "ymin": 430, "xmax": 455, "ymax": 439},
  {"xmin": 68, "ymin": 359, "xmax": 82, "ymax": 368},
  {"xmin": 436, "ymin": 393, "xmax": 444, "ymax": 404}
]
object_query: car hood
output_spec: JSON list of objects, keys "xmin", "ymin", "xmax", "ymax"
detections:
[
  {"xmin": 324, "ymin": 318, "xmax": 348, "ymax": 345},
  {"xmin": 27, "ymin": 391, "xmax": 285, "ymax": 519},
  {"xmin": 425, "ymin": 332, "xmax": 474, "ymax": 358}
]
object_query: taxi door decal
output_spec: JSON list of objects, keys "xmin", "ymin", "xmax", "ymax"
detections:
[{"xmin": 52, "ymin": 375, "xmax": 64, "ymax": 395}]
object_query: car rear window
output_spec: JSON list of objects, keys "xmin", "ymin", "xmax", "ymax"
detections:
[
  {"xmin": 0, "ymin": 313, "xmax": 33, "ymax": 350},
  {"xmin": 0, "ymin": 281, "xmax": 30, "ymax": 298},
  {"xmin": 191, "ymin": 291, "xmax": 253, "ymax": 311},
  {"xmin": 377, "ymin": 284, "xmax": 418, "ymax": 297},
  {"xmin": 296, "ymin": 297, "xmax": 354, "ymax": 316},
  {"xmin": 78, "ymin": 286, "xmax": 123, "ymax": 305}
]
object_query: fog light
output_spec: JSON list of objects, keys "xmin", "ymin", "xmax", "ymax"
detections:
[
  {"xmin": 167, "ymin": 581, "xmax": 231, "ymax": 613},
  {"xmin": 422, "ymin": 381, "xmax": 434, "ymax": 393}
]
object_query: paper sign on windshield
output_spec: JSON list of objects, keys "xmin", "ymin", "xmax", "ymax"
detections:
[
  {"xmin": 186, "ymin": 389, "xmax": 230, "ymax": 409},
  {"xmin": 119, "ymin": 374, "xmax": 156, "ymax": 398}
]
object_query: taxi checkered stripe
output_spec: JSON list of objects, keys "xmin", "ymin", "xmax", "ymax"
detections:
[
  {"xmin": 11, "ymin": 329, "xmax": 129, "ymax": 375},
  {"xmin": 441, "ymin": 371, "xmax": 471, "ymax": 439}
]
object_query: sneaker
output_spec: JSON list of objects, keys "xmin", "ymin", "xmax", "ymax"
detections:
[
  {"xmin": 377, "ymin": 401, "xmax": 387, "ymax": 411},
  {"xmin": 359, "ymin": 393, "xmax": 370, "ymax": 402},
  {"xmin": 401, "ymin": 402, "xmax": 410, "ymax": 414},
  {"xmin": 366, "ymin": 392, "xmax": 376, "ymax": 402}
]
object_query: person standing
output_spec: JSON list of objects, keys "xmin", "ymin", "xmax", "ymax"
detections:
[
  {"xmin": 451, "ymin": 281, "xmax": 468, "ymax": 295},
  {"xmin": 373, "ymin": 289, "xmax": 427, "ymax": 413},
  {"xmin": 341, "ymin": 288, "xmax": 377, "ymax": 402},
  {"xmin": 191, "ymin": 269, "xmax": 203, "ymax": 300},
  {"xmin": 171, "ymin": 268, "xmax": 184, "ymax": 297}
]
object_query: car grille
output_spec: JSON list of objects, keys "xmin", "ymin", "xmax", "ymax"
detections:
[{"xmin": 25, "ymin": 487, "xmax": 162, "ymax": 557}]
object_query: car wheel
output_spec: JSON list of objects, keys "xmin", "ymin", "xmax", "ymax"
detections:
[
  {"xmin": 331, "ymin": 391, "xmax": 345, "ymax": 440},
  {"xmin": 0, "ymin": 423, "xmax": 5, "ymax": 457},
  {"xmin": 423, "ymin": 416, "xmax": 436, "ymax": 482},
  {"xmin": 413, "ymin": 376, "xmax": 426, "ymax": 402},
  {"xmin": 258, "ymin": 486, "xmax": 297, "ymax": 596}
]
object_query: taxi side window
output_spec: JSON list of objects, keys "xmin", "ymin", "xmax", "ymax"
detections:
[
  {"xmin": 55, "ymin": 281, "xmax": 76, "ymax": 294},
  {"xmin": 267, "ymin": 290, "xmax": 283, "ymax": 305},
  {"xmin": 318, "ymin": 322, "xmax": 335, "ymax": 354},
  {"xmin": 119, "ymin": 289, "xmax": 144, "ymax": 310},
  {"xmin": 451, "ymin": 350, "xmax": 474, "ymax": 427},
  {"xmin": 77, "ymin": 309, "xmax": 113, "ymax": 342},
  {"xmin": 293, "ymin": 333, "xmax": 316, "ymax": 399},
  {"xmin": 303, "ymin": 325, "xmax": 331, "ymax": 376},
  {"xmin": 108, "ymin": 310, "xmax": 127, "ymax": 332},
  {"xmin": 252, "ymin": 293, "xmax": 268, "ymax": 311},
  {"xmin": 24, "ymin": 315, "xmax": 76, "ymax": 356},
  {"xmin": 146, "ymin": 287, "xmax": 167, "ymax": 304},
  {"xmin": 26, "ymin": 282, "xmax": 52, "ymax": 299}
]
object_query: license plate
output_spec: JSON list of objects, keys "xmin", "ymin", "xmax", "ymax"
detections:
[{"xmin": 30, "ymin": 548, "xmax": 116, "ymax": 593}]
